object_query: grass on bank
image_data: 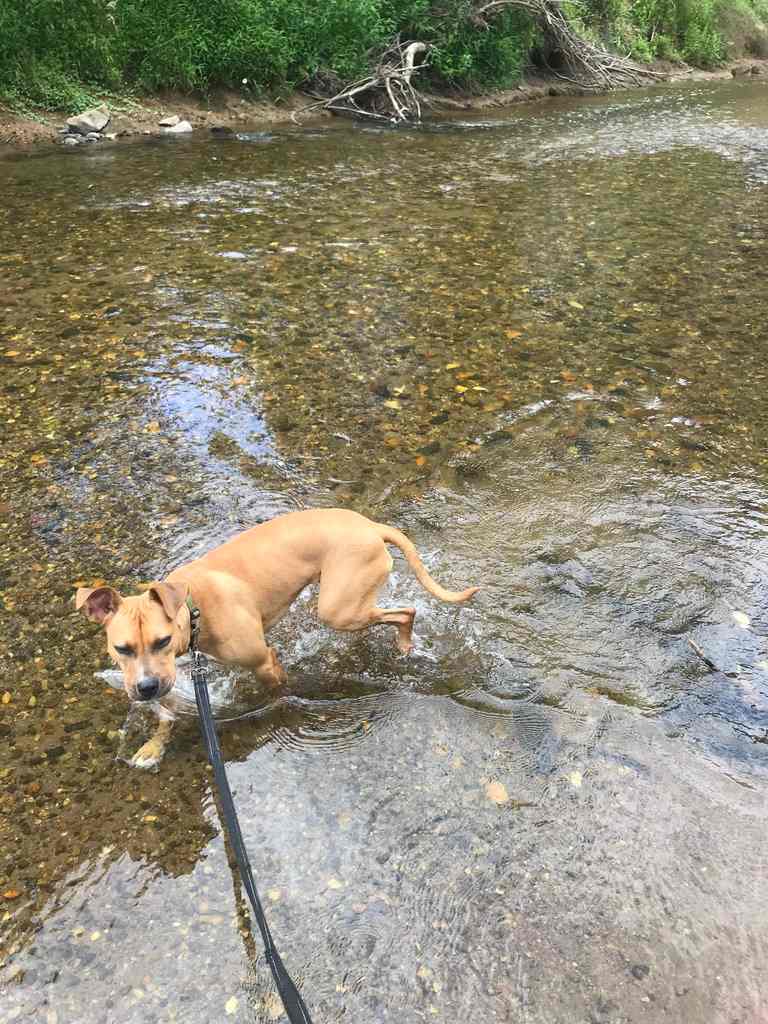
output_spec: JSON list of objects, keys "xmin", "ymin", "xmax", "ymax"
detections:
[{"xmin": 1, "ymin": 0, "xmax": 767, "ymax": 113}]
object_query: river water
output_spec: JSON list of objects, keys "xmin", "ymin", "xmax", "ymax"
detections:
[{"xmin": 1, "ymin": 79, "xmax": 767, "ymax": 1024}]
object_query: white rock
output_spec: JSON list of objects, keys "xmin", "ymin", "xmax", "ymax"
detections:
[
  {"xmin": 163, "ymin": 120, "xmax": 193, "ymax": 134},
  {"xmin": 158, "ymin": 114, "xmax": 180, "ymax": 127},
  {"xmin": 66, "ymin": 105, "xmax": 110, "ymax": 134}
]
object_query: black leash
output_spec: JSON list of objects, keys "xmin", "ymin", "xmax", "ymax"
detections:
[{"xmin": 188, "ymin": 601, "xmax": 314, "ymax": 1024}]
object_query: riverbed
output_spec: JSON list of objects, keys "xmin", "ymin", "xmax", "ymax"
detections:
[{"xmin": 1, "ymin": 78, "xmax": 767, "ymax": 1023}]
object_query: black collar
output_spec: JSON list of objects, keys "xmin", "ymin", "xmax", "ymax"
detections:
[{"xmin": 185, "ymin": 595, "xmax": 201, "ymax": 653}]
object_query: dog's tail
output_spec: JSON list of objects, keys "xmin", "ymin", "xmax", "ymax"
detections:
[{"xmin": 376, "ymin": 524, "xmax": 480, "ymax": 604}]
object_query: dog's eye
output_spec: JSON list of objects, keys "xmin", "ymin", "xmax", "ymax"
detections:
[
  {"xmin": 114, "ymin": 644, "xmax": 134, "ymax": 657},
  {"xmin": 153, "ymin": 636, "xmax": 172, "ymax": 651}
]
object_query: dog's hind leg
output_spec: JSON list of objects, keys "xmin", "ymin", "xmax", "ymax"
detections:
[
  {"xmin": 367, "ymin": 604, "xmax": 416, "ymax": 653},
  {"xmin": 317, "ymin": 547, "xmax": 416, "ymax": 653}
]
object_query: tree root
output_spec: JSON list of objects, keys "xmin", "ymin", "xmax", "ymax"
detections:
[
  {"xmin": 294, "ymin": 39, "xmax": 430, "ymax": 124},
  {"xmin": 474, "ymin": 0, "xmax": 666, "ymax": 89},
  {"xmin": 294, "ymin": 3, "xmax": 666, "ymax": 126}
]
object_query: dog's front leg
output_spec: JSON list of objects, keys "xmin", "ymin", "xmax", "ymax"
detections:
[
  {"xmin": 255, "ymin": 646, "xmax": 287, "ymax": 688},
  {"xmin": 130, "ymin": 714, "xmax": 174, "ymax": 770}
]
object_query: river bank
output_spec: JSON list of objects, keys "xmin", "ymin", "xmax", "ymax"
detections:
[{"xmin": 2, "ymin": 58, "xmax": 767, "ymax": 150}]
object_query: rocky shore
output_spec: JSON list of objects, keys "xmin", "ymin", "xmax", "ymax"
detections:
[{"xmin": 1, "ymin": 59, "xmax": 766, "ymax": 151}]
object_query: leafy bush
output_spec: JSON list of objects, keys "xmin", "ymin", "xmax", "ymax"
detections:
[
  {"xmin": 0, "ymin": 0, "xmax": 539, "ymax": 106},
  {"xmin": 112, "ymin": 1, "xmax": 296, "ymax": 91},
  {"xmin": 579, "ymin": 0, "xmax": 732, "ymax": 64},
  {"xmin": 0, "ymin": 0, "xmax": 765, "ymax": 112},
  {"xmin": 0, "ymin": 0, "xmax": 119, "ymax": 108},
  {"xmin": 715, "ymin": 0, "xmax": 768, "ymax": 57}
]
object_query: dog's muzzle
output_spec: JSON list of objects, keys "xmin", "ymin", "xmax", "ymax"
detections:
[{"xmin": 136, "ymin": 677, "xmax": 161, "ymax": 700}]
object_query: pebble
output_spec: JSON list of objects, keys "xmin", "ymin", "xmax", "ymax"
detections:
[
  {"xmin": 485, "ymin": 780, "xmax": 509, "ymax": 805},
  {"xmin": 2, "ymin": 692, "xmax": 11, "ymax": 704},
  {"xmin": 225, "ymin": 996, "xmax": 238, "ymax": 1015},
  {"xmin": 263, "ymin": 994, "xmax": 283, "ymax": 1020}
]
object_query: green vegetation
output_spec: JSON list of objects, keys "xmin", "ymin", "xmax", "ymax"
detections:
[
  {"xmin": 0, "ymin": 0, "xmax": 766, "ymax": 112},
  {"xmin": 570, "ymin": 0, "xmax": 768, "ymax": 65}
]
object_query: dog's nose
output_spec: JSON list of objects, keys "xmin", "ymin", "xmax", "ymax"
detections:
[{"xmin": 136, "ymin": 677, "xmax": 160, "ymax": 700}]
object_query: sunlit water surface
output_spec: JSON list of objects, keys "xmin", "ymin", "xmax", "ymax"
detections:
[{"xmin": 1, "ymin": 80, "xmax": 767, "ymax": 1024}]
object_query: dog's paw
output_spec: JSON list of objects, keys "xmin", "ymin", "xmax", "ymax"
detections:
[{"xmin": 130, "ymin": 739, "xmax": 165, "ymax": 770}]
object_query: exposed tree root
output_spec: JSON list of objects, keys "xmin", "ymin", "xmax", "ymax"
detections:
[
  {"xmin": 474, "ymin": 0, "xmax": 666, "ymax": 89},
  {"xmin": 294, "ymin": 2, "xmax": 665, "ymax": 125},
  {"xmin": 294, "ymin": 39, "xmax": 430, "ymax": 124}
]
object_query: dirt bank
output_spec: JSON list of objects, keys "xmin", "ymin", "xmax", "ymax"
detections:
[
  {"xmin": 0, "ymin": 89, "xmax": 318, "ymax": 148},
  {"xmin": 1, "ymin": 59, "xmax": 767, "ymax": 150}
]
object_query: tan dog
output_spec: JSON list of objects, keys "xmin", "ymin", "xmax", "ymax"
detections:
[{"xmin": 76, "ymin": 509, "xmax": 478, "ymax": 768}]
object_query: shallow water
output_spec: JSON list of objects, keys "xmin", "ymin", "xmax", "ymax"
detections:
[{"xmin": 1, "ymin": 79, "xmax": 767, "ymax": 1023}]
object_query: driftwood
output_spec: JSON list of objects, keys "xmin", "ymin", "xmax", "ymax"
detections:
[
  {"xmin": 294, "ymin": 39, "xmax": 431, "ymax": 124},
  {"xmin": 294, "ymin": 1, "xmax": 665, "ymax": 125},
  {"xmin": 472, "ymin": 0, "xmax": 665, "ymax": 89}
]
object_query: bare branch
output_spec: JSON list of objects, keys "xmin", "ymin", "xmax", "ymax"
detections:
[
  {"xmin": 293, "ymin": 0, "xmax": 665, "ymax": 127},
  {"xmin": 294, "ymin": 38, "xmax": 432, "ymax": 124},
  {"xmin": 473, "ymin": 0, "xmax": 665, "ymax": 87}
]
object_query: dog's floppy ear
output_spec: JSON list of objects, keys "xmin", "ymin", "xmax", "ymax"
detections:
[
  {"xmin": 147, "ymin": 580, "xmax": 189, "ymax": 621},
  {"xmin": 75, "ymin": 586, "xmax": 122, "ymax": 624}
]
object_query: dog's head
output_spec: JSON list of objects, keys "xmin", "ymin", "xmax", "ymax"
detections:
[{"xmin": 76, "ymin": 581, "xmax": 190, "ymax": 702}]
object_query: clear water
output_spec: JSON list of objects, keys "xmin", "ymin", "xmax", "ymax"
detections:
[{"xmin": 1, "ymin": 80, "xmax": 767, "ymax": 1023}]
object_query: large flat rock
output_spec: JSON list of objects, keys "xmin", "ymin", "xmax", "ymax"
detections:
[{"xmin": 66, "ymin": 106, "xmax": 111, "ymax": 134}]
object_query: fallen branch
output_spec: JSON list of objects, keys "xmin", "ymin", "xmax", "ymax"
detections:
[
  {"xmin": 293, "ymin": 1, "xmax": 665, "ymax": 126},
  {"xmin": 687, "ymin": 636, "xmax": 718, "ymax": 672},
  {"xmin": 473, "ymin": 0, "xmax": 666, "ymax": 89},
  {"xmin": 294, "ymin": 38, "xmax": 431, "ymax": 124}
]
